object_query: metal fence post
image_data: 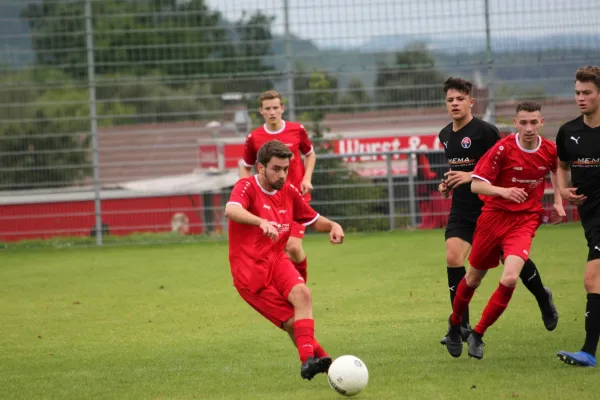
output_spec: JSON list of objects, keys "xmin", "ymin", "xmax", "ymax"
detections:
[
  {"xmin": 283, "ymin": 0, "xmax": 296, "ymax": 121},
  {"xmin": 386, "ymin": 153, "xmax": 396, "ymax": 231},
  {"xmin": 85, "ymin": 0, "xmax": 102, "ymax": 245},
  {"xmin": 407, "ymin": 151, "xmax": 417, "ymax": 228},
  {"xmin": 485, "ymin": 0, "xmax": 496, "ymax": 125}
]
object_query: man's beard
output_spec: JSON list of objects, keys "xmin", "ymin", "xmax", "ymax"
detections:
[
  {"xmin": 265, "ymin": 173, "xmax": 285, "ymax": 190},
  {"xmin": 271, "ymin": 178, "xmax": 285, "ymax": 190}
]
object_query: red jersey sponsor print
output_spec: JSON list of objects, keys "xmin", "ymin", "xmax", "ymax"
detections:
[
  {"xmin": 226, "ymin": 175, "xmax": 319, "ymax": 292},
  {"xmin": 472, "ymin": 133, "xmax": 557, "ymax": 214},
  {"xmin": 242, "ymin": 120, "xmax": 314, "ymax": 201}
]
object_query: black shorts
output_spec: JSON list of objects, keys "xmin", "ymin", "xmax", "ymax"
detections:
[
  {"xmin": 444, "ymin": 210, "xmax": 479, "ymax": 245},
  {"xmin": 580, "ymin": 205, "xmax": 600, "ymax": 262},
  {"xmin": 584, "ymin": 225, "xmax": 600, "ymax": 262}
]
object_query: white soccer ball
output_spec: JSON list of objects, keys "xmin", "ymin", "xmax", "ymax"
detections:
[{"xmin": 327, "ymin": 355, "xmax": 369, "ymax": 397}]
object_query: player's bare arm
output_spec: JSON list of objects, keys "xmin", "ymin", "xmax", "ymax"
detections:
[
  {"xmin": 549, "ymin": 170, "xmax": 567, "ymax": 224},
  {"xmin": 471, "ymin": 178, "xmax": 528, "ymax": 204},
  {"xmin": 557, "ymin": 160, "xmax": 587, "ymax": 206},
  {"xmin": 239, "ymin": 164, "xmax": 253, "ymax": 179},
  {"xmin": 310, "ymin": 216, "xmax": 344, "ymax": 245},
  {"xmin": 224, "ymin": 203, "xmax": 279, "ymax": 241},
  {"xmin": 443, "ymin": 170, "xmax": 472, "ymax": 190},
  {"xmin": 301, "ymin": 151, "xmax": 316, "ymax": 195}
]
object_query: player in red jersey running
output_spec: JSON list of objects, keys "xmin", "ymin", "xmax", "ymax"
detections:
[
  {"xmin": 444, "ymin": 101, "xmax": 566, "ymax": 360},
  {"xmin": 239, "ymin": 90, "xmax": 316, "ymax": 282},
  {"xmin": 226, "ymin": 139, "xmax": 344, "ymax": 380}
]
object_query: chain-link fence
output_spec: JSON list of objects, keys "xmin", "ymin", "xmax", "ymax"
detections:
[{"xmin": 0, "ymin": 0, "xmax": 597, "ymax": 245}]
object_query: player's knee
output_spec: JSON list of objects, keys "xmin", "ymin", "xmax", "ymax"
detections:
[
  {"xmin": 445, "ymin": 245, "xmax": 467, "ymax": 267},
  {"xmin": 500, "ymin": 268, "xmax": 520, "ymax": 287},
  {"xmin": 584, "ymin": 262, "xmax": 600, "ymax": 292},
  {"xmin": 446, "ymin": 251, "xmax": 465, "ymax": 268},
  {"xmin": 288, "ymin": 284, "xmax": 312, "ymax": 309},
  {"xmin": 500, "ymin": 275, "xmax": 519, "ymax": 288},
  {"xmin": 465, "ymin": 270, "xmax": 483, "ymax": 288},
  {"xmin": 445, "ymin": 238, "xmax": 469, "ymax": 267}
]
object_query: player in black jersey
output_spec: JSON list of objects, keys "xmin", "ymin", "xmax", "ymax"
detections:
[
  {"xmin": 438, "ymin": 77, "xmax": 558, "ymax": 345},
  {"xmin": 556, "ymin": 66, "xmax": 600, "ymax": 368}
]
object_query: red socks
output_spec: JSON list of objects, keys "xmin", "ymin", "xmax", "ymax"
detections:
[
  {"xmin": 294, "ymin": 258, "xmax": 308, "ymax": 282},
  {"xmin": 474, "ymin": 282, "xmax": 515, "ymax": 335},
  {"xmin": 451, "ymin": 278, "xmax": 476, "ymax": 326},
  {"xmin": 450, "ymin": 278, "xmax": 516, "ymax": 336},
  {"xmin": 293, "ymin": 319, "xmax": 315, "ymax": 362},
  {"xmin": 313, "ymin": 340, "xmax": 328, "ymax": 359}
]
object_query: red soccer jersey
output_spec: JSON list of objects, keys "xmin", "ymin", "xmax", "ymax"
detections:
[
  {"xmin": 241, "ymin": 121, "xmax": 314, "ymax": 201},
  {"xmin": 471, "ymin": 133, "xmax": 557, "ymax": 213},
  {"xmin": 226, "ymin": 175, "xmax": 320, "ymax": 292}
]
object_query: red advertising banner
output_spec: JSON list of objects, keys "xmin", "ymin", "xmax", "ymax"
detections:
[
  {"xmin": 198, "ymin": 134, "xmax": 442, "ymax": 169},
  {"xmin": 197, "ymin": 134, "xmax": 449, "ymax": 180},
  {"xmin": 198, "ymin": 144, "xmax": 220, "ymax": 169},
  {"xmin": 335, "ymin": 135, "xmax": 440, "ymax": 162}
]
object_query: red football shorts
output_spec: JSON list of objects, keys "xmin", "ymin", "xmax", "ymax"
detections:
[
  {"xmin": 468, "ymin": 211, "xmax": 541, "ymax": 270},
  {"xmin": 235, "ymin": 257, "xmax": 305, "ymax": 329}
]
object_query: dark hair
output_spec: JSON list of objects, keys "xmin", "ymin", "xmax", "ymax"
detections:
[
  {"xmin": 443, "ymin": 77, "xmax": 473, "ymax": 96},
  {"xmin": 575, "ymin": 66, "xmax": 600, "ymax": 90},
  {"xmin": 259, "ymin": 90, "xmax": 282, "ymax": 107},
  {"xmin": 257, "ymin": 140, "xmax": 292, "ymax": 166},
  {"xmin": 516, "ymin": 100, "xmax": 542, "ymax": 113}
]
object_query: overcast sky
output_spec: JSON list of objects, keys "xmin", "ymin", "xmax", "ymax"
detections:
[{"xmin": 205, "ymin": 0, "xmax": 600, "ymax": 48}]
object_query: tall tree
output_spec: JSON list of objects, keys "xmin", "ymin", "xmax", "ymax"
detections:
[
  {"xmin": 215, "ymin": 11, "xmax": 275, "ymax": 95},
  {"xmin": 95, "ymin": 71, "xmax": 219, "ymax": 124},
  {"xmin": 300, "ymin": 72, "xmax": 388, "ymax": 232},
  {"xmin": 0, "ymin": 69, "xmax": 133, "ymax": 190},
  {"xmin": 23, "ymin": 1, "xmax": 275, "ymax": 91},
  {"xmin": 375, "ymin": 42, "xmax": 446, "ymax": 109},
  {"xmin": 338, "ymin": 77, "xmax": 371, "ymax": 113},
  {"xmin": 294, "ymin": 65, "xmax": 339, "ymax": 116}
]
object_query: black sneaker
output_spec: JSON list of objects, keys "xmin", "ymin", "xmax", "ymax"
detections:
[
  {"xmin": 445, "ymin": 315, "xmax": 463, "ymax": 358},
  {"xmin": 467, "ymin": 331, "xmax": 484, "ymax": 360},
  {"xmin": 300, "ymin": 356, "xmax": 332, "ymax": 380},
  {"xmin": 440, "ymin": 322, "xmax": 471, "ymax": 345},
  {"xmin": 540, "ymin": 287, "xmax": 558, "ymax": 331}
]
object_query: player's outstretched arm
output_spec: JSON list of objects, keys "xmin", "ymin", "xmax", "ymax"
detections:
[
  {"xmin": 310, "ymin": 216, "xmax": 344, "ymax": 245},
  {"xmin": 224, "ymin": 203, "xmax": 278, "ymax": 240},
  {"xmin": 471, "ymin": 178, "xmax": 528, "ymax": 204}
]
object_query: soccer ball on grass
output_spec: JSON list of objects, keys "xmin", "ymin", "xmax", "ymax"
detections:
[{"xmin": 327, "ymin": 355, "xmax": 368, "ymax": 397}]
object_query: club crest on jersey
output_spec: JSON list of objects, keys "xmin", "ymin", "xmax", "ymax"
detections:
[{"xmin": 461, "ymin": 137, "xmax": 472, "ymax": 149}]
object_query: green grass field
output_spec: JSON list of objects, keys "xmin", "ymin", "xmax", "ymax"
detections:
[{"xmin": 1, "ymin": 223, "xmax": 599, "ymax": 399}]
